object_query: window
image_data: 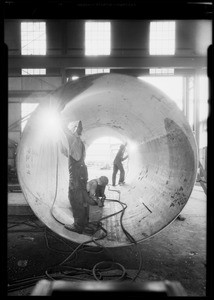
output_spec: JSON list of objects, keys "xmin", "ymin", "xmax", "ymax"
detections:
[
  {"xmin": 149, "ymin": 68, "xmax": 174, "ymax": 75},
  {"xmin": 85, "ymin": 22, "xmax": 111, "ymax": 56},
  {"xmin": 66, "ymin": 76, "xmax": 79, "ymax": 82},
  {"xmin": 21, "ymin": 22, "xmax": 46, "ymax": 55},
  {"xmin": 85, "ymin": 68, "xmax": 110, "ymax": 75},
  {"xmin": 149, "ymin": 21, "xmax": 175, "ymax": 55},
  {"xmin": 22, "ymin": 69, "xmax": 46, "ymax": 75},
  {"xmin": 21, "ymin": 103, "xmax": 39, "ymax": 132}
]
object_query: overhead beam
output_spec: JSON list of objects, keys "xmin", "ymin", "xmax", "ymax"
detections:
[
  {"xmin": 9, "ymin": 90, "xmax": 53, "ymax": 98},
  {"xmin": 8, "ymin": 56, "xmax": 207, "ymax": 69}
]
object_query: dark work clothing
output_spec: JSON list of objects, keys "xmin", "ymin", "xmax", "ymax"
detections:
[
  {"xmin": 112, "ymin": 147, "xmax": 127, "ymax": 185},
  {"xmin": 68, "ymin": 141, "xmax": 89, "ymax": 229},
  {"xmin": 68, "ymin": 142, "xmax": 87, "ymax": 189},
  {"xmin": 68, "ymin": 187, "xmax": 89, "ymax": 228},
  {"xmin": 113, "ymin": 148, "xmax": 125, "ymax": 165},
  {"xmin": 95, "ymin": 184, "xmax": 105, "ymax": 198},
  {"xmin": 112, "ymin": 163, "xmax": 125, "ymax": 186},
  {"xmin": 68, "ymin": 156, "xmax": 88, "ymax": 191}
]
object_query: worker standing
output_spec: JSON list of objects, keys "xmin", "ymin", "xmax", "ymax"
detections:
[
  {"xmin": 87, "ymin": 176, "xmax": 109, "ymax": 207},
  {"xmin": 112, "ymin": 144, "xmax": 128, "ymax": 186},
  {"xmin": 60, "ymin": 120, "xmax": 97, "ymax": 235}
]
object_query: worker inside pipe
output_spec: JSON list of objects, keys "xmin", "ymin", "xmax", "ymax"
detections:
[
  {"xmin": 60, "ymin": 120, "xmax": 101, "ymax": 235},
  {"xmin": 87, "ymin": 176, "xmax": 109, "ymax": 207},
  {"xmin": 112, "ymin": 143, "xmax": 128, "ymax": 186}
]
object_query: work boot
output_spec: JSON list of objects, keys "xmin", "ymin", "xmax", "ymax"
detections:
[
  {"xmin": 83, "ymin": 224, "xmax": 99, "ymax": 235},
  {"xmin": 64, "ymin": 224, "xmax": 83, "ymax": 234},
  {"xmin": 119, "ymin": 181, "xmax": 125, "ymax": 185},
  {"xmin": 177, "ymin": 215, "xmax": 186, "ymax": 221}
]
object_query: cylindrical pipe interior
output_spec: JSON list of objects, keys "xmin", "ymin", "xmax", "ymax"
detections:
[{"xmin": 17, "ymin": 74, "xmax": 198, "ymax": 247}]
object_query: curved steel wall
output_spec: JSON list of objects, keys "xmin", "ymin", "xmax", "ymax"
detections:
[{"xmin": 17, "ymin": 74, "xmax": 198, "ymax": 247}]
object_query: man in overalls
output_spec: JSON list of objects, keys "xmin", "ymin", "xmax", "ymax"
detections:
[
  {"xmin": 60, "ymin": 121, "xmax": 97, "ymax": 234},
  {"xmin": 112, "ymin": 144, "xmax": 128, "ymax": 186}
]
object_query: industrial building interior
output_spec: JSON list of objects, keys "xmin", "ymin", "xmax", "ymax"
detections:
[{"xmin": 5, "ymin": 0, "xmax": 212, "ymax": 297}]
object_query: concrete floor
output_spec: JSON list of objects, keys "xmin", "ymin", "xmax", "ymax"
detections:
[{"xmin": 7, "ymin": 183, "xmax": 206, "ymax": 296}]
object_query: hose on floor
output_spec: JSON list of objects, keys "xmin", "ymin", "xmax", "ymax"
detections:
[{"xmin": 8, "ymin": 142, "xmax": 142, "ymax": 292}]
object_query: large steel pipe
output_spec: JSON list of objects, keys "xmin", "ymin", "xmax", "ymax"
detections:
[{"xmin": 17, "ymin": 74, "xmax": 198, "ymax": 247}]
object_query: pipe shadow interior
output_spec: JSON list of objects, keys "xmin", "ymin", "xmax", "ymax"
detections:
[{"xmin": 17, "ymin": 74, "xmax": 198, "ymax": 247}]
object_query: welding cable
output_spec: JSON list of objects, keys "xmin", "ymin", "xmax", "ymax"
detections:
[
  {"xmin": 45, "ymin": 266, "xmax": 102, "ymax": 282},
  {"xmin": 7, "ymin": 216, "xmax": 45, "ymax": 229},
  {"xmin": 79, "ymin": 244, "xmax": 105, "ymax": 254},
  {"xmin": 49, "ymin": 141, "xmax": 108, "ymax": 244},
  {"xmin": 107, "ymin": 186, "xmax": 137, "ymax": 243},
  {"xmin": 75, "ymin": 195, "xmax": 134, "ymax": 262},
  {"xmin": 7, "ymin": 273, "xmax": 67, "ymax": 293},
  {"xmin": 100, "ymin": 196, "xmax": 136, "ymax": 244},
  {"xmin": 61, "ymin": 266, "xmax": 100, "ymax": 278},
  {"xmin": 44, "ymin": 225, "xmax": 108, "ymax": 277},
  {"xmin": 8, "ymin": 275, "xmax": 46, "ymax": 285},
  {"xmin": 8, "ymin": 198, "xmax": 141, "ymax": 285},
  {"xmin": 8, "ymin": 276, "xmax": 46, "ymax": 292},
  {"xmin": 7, "ymin": 221, "xmax": 29, "ymax": 230},
  {"xmin": 44, "ymin": 228, "xmax": 77, "ymax": 254},
  {"xmin": 44, "ymin": 270, "xmax": 55, "ymax": 281},
  {"xmin": 44, "ymin": 227, "xmax": 77, "ymax": 250},
  {"xmin": 9, "ymin": 230, "xmax": 123, "ymax": 290},
  {"xmin": 92, "ymin": 261, "xmax": 126, "ymax": 281},
  {"xmin": 43, "ymin": 234, "xmax": 78, "ymax": 257},
  {"xmin": 44, "ymin": 242, "xmax": 91, "ymax": 277},
  {"xmin": 119, "ymin": 202, "xmax": 136, "ymax": 244},
  {"xmin": 117, "ymin": 202, "xmax": 143, "ymax": 281},
  {"xmin": 8, "ymin": 217, "xmax": 77, "ymax": 254},
  {"xmin": 7, "ymin": 220, "xmax": 44, "ymax": 231},
  {"xmin": 47, "ymin": 140, "xmax": 109, "ymax": 258},
  {"xmin": 8, "ymin": 273, "xmax": 71, "ymax": 293},
  {"xmin": 26, "ymin": 218, "xmax": 46, "ymax": 229},
  {"xmin": 106, "ymin": 187, "xmax": 143, "ymax": 281},
  {"xmin": 82, "ymin": 239, "xmax": 116, "ymax": 265},
  {"xmin": 115, "ymin": 200, "xmax": 143, "ymax": 281},
  {"xmin": 58, "ymin": 240, "xmax": 94, "ymax": 266},
  {"xmin": 39, "ymin": 141, "xmax": 137, "ymax": 282},
  {"xmin": 50, "ymin": 138, "xmax": 125, "ymax": 232},
  {"xmin": 8, "ymin": 274, "xmax": 84, "ymax": 293},
  {"xmin": 7, "ymin": 229, "xmax": 45, "ymax": 234},
  {"xmin": 8, "ymin": 160, "xmax": 140, "ymax": 287},
  {"xmin": 8, "ymin": 268, "xmax": 101, "ymax": 293},
  {"xmin": 7, "ymin": 219, "xmax": 44, "ymax": 231},
  {"xmin": 8, "ymin": 282, "xmax": 38, "ymax": 293}
]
